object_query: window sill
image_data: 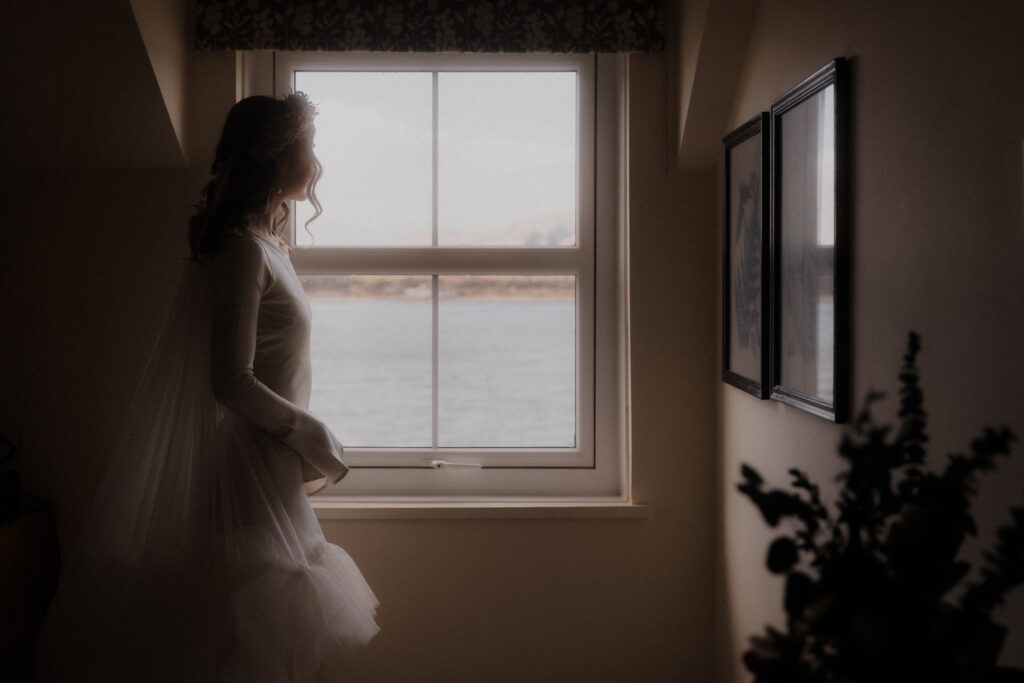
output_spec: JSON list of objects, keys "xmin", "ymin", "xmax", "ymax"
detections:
[{"xmin": 311, "ymin": 501, "xmax": 650, "ymax": 520}]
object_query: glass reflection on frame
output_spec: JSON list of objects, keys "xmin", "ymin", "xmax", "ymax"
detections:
[{"xmin": 770, "ymin": 57, "xmax": 848, "ymax": 422}]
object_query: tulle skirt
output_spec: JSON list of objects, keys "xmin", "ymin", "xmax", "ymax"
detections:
[{"xmin": 36, "ymin": 263, "xmax": 378, "ymax": 682}]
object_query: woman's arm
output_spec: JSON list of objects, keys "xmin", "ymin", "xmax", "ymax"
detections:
[{"xmin": 210, "ymin": 234, "xmax": 348, "ymax": 483}]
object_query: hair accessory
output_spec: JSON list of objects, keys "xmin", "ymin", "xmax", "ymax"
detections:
[{"xmin": 248, "ymin": 92, "xmax": 317, "ymax": 162}]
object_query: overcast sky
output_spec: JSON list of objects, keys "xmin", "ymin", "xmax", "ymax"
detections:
[{"xmin": 294, "ymin": 70, "xmax": 577, "ymax": 246}]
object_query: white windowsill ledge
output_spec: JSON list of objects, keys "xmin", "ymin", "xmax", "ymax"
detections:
[{"xmin": 311, "ymin": 501, "xmax": 650, "ymax": 520}]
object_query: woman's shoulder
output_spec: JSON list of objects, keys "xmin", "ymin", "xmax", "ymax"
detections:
[
  {"xmin": 214, "ymin": 230, "xmax": 274, "ymax": 286},
  {"xmin": 219, "ymin": 229, "xmax": 272, "ymax": 261}
]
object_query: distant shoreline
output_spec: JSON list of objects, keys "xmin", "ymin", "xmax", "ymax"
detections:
[
  {"xmin": 305, "ymin": 290, "xmax": 574, "ymax": 302},
  {"xmin": 302, "ymin": 276, "xmax": 575, "ymax": 301}
]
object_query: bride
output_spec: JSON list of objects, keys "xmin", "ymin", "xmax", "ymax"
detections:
[{"xmin": 37, "ymin": 93, "xmax": 379, "ymax": 682}]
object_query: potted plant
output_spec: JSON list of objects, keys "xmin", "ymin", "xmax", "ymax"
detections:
[{"xmin": 739, "ymin": 333, "xmax": 1024, "ymax": 682}]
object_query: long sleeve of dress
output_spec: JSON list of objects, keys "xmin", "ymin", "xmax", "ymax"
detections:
[{"xmin": 210, "ymin": 235, "xmax": 349, "ymax": 484}]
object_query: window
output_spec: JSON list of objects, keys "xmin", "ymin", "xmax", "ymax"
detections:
[{"xmin": 244, "ymin": 52, "xmax": 627, "ymax": 500}]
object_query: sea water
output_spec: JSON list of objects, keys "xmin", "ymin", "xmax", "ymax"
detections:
[{"xmin": 308, "ymin": 299, "xmax": 576, "ymax": 448}]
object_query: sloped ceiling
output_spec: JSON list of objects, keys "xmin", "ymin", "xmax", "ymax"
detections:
[
  {"xmin": 0, "ymin": 0, "xmax": 184, "ymax": 168},
  {"xmin": 675, "ymin": 0, "xmax": 757, "ymax": 169},
  {"xmin": 129, "ymin": 0, "xmax": 189, "ymax": 161}
]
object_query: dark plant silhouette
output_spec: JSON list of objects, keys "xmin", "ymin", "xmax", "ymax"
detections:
[{"xmin": 738, "ymin": 333, "xmax": 1024, "ymax": 682}]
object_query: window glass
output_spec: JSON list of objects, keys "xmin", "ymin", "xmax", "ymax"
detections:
[
  {"xmin": 304, "ymin": 275, "xmax": 433, "ymax": 446},
  {"xmin": 438, "ymin": 275, "xmax": 576, "ymax": 447},
  {"xmin": 294, "ymin": 72, "xmax": 433, "ymax": 246},
  {"xmin": 438, "ymin": 72, "xmax": 577, "ymax": 246}
]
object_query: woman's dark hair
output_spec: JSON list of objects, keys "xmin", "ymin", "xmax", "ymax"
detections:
[{"xmin": 189, "ymin": 93, "xmax": 322, "ymax": 258}]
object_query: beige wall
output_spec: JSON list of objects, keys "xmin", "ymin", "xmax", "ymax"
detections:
[
  {"xmin": 0, "ymin": 1, "xmax": 183, "ymax": 169},
  {"xmin": 718, "ymin": 1, "xmax": 1024, "ymax": 681},
  {"xmin": 2, "ymin": 6, "xmax": 720, "ymax": 682}
]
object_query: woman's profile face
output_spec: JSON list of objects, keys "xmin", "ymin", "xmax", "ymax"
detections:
[{"xmin": 278, "ymin": 131, "xmax": 318, "ymax": 203}]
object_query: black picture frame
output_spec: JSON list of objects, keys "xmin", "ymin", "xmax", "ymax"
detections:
[
  {"xmin": 769, "ymin": 57, "xmax": 849, "ymax": 422},
  {"xmin": 722, "ymin": 113, "xmax": 771, "ymax": 398}
]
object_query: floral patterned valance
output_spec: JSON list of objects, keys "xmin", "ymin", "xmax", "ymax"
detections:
[{"xmin": 195, "ymin": 0, "xmax": 664, "ymax": 53}]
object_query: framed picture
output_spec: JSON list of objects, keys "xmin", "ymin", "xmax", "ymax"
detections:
[
  {"xmin": 722, "ymin": 113, "xmax": 771, "ymax": 398},
  {"xmin": 769, "ymin": 57, "xmax": 849, "ymax": 421}
]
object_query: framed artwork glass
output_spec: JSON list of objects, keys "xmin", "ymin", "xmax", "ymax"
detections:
[
  {"xmin": 722, "ymin": 113, "xmax": 770, "ymax": 398},
  {"xmin": 769, "ymin": 58, "xmax": 849, "ymax": 421}
]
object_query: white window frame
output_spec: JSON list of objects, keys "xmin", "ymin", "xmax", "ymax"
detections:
[{"xmin": 242, "ymin": 51, "xmax": 628, "ymax": 501}]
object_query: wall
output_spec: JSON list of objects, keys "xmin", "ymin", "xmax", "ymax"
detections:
[
  {"xmin": 0, "ymin": 0, "xmax": 183, "ymax": 168},
  {"xmin": 718, "ymin": 1, "xmax": 1024, "ymax": 681},
  {"xmin": 1, "ymin": 5, "xmax": 720, "ymax": 682}
]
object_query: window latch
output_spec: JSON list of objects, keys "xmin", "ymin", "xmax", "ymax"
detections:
[{"xmin": 425, "ymin": 459, "xmax": 483, "ymax": 469}]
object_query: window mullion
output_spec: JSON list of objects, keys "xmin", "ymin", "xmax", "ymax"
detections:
[
  {"xmin": 431, "ymin": 71, "xmax": 440, "ymax": 449},
  {"xmin": 432, "ymin": 274, "xmax": 439, "ymax": 449},
  {"xmin": 432, "ymin": 70, "xmax": 439, "ymax": 247}
]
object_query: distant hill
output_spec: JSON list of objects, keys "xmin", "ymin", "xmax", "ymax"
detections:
[{"xmin": 438, "ymin": 213, "xmax": 574, "ymax": 247}]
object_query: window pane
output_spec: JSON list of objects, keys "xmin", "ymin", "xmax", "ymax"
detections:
[
  {"xmin": 295, "ymin": 72, "xmax": 433, "ymax": 246},
  {"xmin": 438, "ymin": 72, "xmax": 577, "ymax": 247},
  {"xmin": 438, "ymin": 276, "xmax": 575, "ymax": 447},
  {"xmin": 303, "ymin": 275, "xmax": 433, "ymax": 447}
]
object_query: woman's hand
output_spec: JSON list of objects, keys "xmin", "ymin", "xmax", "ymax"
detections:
[{"xmin": 289, "ymin": 411, "xmax": 349, "ymax": 483}]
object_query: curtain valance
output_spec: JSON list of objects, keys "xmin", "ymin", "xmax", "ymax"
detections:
[{"xmin": 195, "ymin": 1, "xmax": 664, "ymax": 53}]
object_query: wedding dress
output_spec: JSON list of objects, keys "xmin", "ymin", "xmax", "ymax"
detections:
[{"xmin": 37, "ymin": 228, "xmax": 378, "ymax": 682}]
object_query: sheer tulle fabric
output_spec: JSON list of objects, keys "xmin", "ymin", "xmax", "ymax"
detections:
[{"xmin": 37, "ymin": 246, "xmax": 378, "ymax": 682}]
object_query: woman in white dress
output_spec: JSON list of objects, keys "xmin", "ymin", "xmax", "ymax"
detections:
[{"xmin": 37, "ymin": 93, "xmax": 379, "ymax": 682}]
